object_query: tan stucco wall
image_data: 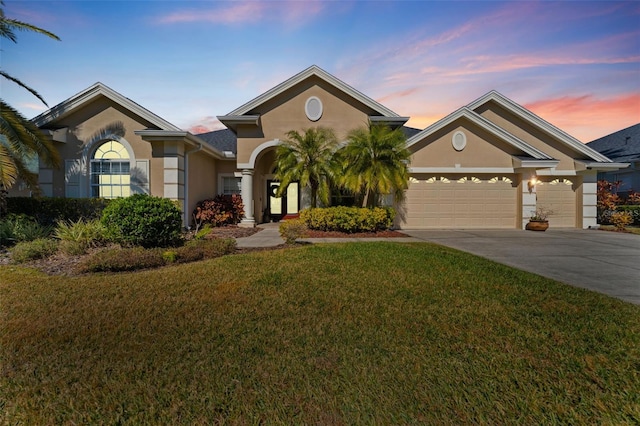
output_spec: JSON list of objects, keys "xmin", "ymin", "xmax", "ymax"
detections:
[
  {"xmin": 185, "ymin": 151, "xmax": 221, "ymax": 217},
  {"xmin": 236, "ymin": 77, "xmax": 375, "ymax": 165},
  {"xmin": 475, "ymin": 102, "xmax": 585, "ymax": 171},
  {"xmin": 410, "ymin": 120, "xmax": 519, "ymax": 168},
  {"xmin": 43, "ymin": 97, "xmax": 157, "ymax": 197}
]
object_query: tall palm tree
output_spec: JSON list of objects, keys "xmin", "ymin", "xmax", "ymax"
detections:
[
  {"xmin": 0, "ymin": 1, "xmax": 61, "ymax": 193},
  {"xmin": 339, "ymin": 122, "xmax": 411, "ymax": 208},
  {"xmin": 273, "ymin": 127, "xmax": 339, "ymax": 208}
]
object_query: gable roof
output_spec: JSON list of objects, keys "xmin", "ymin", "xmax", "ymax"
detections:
[
  {"xmin": 406, "ymin": 106, "xmax": 554, "ymax": 160},
  {"xmin": 219, "ymin": 65, "xmax": 408, "ymax": 131},
  {"xmin": 587, "ymin": 123, "xmax": 640, "ymax": 163},
  {"xmin": 32, "ymin": 82, "xmax": 181, "ymax": 131},
  {"xmin": 467, "ymin": 91, "xmax": 612, "ymax": 163}
]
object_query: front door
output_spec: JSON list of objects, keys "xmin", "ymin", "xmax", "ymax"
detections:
[{"xmin": 267, "ymin": 180, "xmax": 299, "ymax": 221}]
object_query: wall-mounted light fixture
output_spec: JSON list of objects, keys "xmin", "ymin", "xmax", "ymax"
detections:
[{"xmin": 527, "ymin": 177, "xmax": 538, "ymax": 193}]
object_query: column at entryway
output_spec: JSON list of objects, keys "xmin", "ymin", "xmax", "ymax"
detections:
[{"xmin": 240, "ymin": 169, "xmax": 255, "ymax": 227}]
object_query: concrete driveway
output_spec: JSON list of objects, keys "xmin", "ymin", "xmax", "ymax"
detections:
[{"xmin": 402, "ymin": 229, "xmax": 640, "ymax": 305}]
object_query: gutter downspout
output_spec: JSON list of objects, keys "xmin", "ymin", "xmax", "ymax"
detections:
[{"xmin": 184, "ymin": 142, "xmax": 203, "ymax": 229}]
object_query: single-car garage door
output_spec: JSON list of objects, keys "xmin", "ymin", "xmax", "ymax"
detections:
[
  {"xmin": 536, "ymin": 178, "xmax": 577, "ymax": 227},
  {"xmin": 403, "ymin": 175, "xmax": 518, "ymax": 228}
]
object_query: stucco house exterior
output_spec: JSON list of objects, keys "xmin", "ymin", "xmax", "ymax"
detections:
[
  {"xmin": 23, "ymin": 65, "xmax": 627, "ymax": 229},
  {"xmin": 587, "ymin": 123, "xmax": 639, "ymax": 198}
]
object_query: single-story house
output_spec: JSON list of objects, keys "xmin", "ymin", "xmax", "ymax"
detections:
[
  {"xmin": 21, "ymin": 65, "xmax": 627, "ymax": 229},
  {"xmin": 587, "ymin": 123, "xmax": 639, "ymax": 197}
]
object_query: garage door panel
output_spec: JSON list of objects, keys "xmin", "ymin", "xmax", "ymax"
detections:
[
  {"xmin": 404, "ymin": 176, "xmax": 517, "ymax": 229},
  {"xmin": 536, "ymin": 179, "xmax": 576, "ymax": 227}
]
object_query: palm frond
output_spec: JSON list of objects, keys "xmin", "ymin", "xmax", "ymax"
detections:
[{"xmin": 0, "ymin": 71, "xmax": 50, "ymax": 106}]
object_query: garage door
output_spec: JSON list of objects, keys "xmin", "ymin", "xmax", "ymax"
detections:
[
  {"xmin": 536, "ymin": 178, "xmax": 576, "ymax": 227},
  {"xmin": 403, "ymin": 175, "xmax": 518, "ymax": 228}
]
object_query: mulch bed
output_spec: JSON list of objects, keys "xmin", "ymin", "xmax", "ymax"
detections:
[{"xmin": 0, "ymin": 226, "xmax": 407, "ymax": 277}]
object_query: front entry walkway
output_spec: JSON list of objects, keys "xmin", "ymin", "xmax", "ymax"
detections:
[{"xmin": 402, "ymin": 229, "xmax": 640, "ymax": 305}]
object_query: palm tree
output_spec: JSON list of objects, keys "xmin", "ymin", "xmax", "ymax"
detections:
[
  {"xmin": 273, "ymin": 127, "xmax": 339, "ymax": 208},
  {"xmin": 1, "ymin": 1, "xmax": 61, "ymax": 193},
  {"xmin": 339, "ymin": 122, "xmax": 411, "ymax": 208}
]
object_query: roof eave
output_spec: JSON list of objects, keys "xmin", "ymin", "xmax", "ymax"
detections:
[
  {"xmin": 467, "ymin": 91, "xmax": 612, "ymax": 163},
  {"xmin": 135, "ymin": 130, "xmax": 225, "ymax": 160},
  {"xmin": 216, "ymin": 115, "xmax": 261, "ymax": 133},
  {"xmin": 406, "ymin": 107, "xmax": 552, "ymax": 160},
  {"xmin": 32, "ymin": 83, "xmax": 181, "ymax": 132},
  {"xmin": 226, "ymin": 65, "xmax": 402, "ymax": 118}
]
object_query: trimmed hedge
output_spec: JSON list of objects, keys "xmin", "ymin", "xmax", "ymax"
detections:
[
  {"xmin": 100, "ymin": 194, "xmax": 183, "ymax": 248},
  {"xmin": 4, "ymin": 197, "xmax": 110, "ymax": 225},
  {"xmin": 300, "ymin": 206, "xmax": 394, "ymax": 233}
]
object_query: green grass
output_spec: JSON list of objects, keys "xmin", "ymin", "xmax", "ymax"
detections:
[{"xmin": 1, "ymin": 242, "xmax": 638, "ymax": 424}]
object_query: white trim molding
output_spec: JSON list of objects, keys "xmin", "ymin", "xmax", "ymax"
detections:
[
  {"xmin": 222, "ymin": 65, "xmax": 406, "ymax": 122},
  {"xmin": 238, "ymin": 139, "xmax": 282, "ymax": 169},
  {"xmin": 32, "ymin": 82, "xmax": 181, "ymax": 131},
  {"xmin": 406, "ymin": 107, "xmax": 552, "ymax": 160},
  {"xmin": 466, "ymin": 90, "xmax": 613, "ymax": 163}
]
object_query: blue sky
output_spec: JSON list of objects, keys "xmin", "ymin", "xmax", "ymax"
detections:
[{"xmin": 2, "ymin": 0, "xmax": 639, "ymax": 141}]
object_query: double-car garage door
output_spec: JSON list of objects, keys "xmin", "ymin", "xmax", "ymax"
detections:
[
  {"xmin": 403, "ymin": 174, "xmax": 578, "ymax": 229},
  {"xmin": 404, "ymin": 175, "xmax": 518, "ymax": 229}
]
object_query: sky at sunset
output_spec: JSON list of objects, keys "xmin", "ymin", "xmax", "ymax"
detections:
[{"xmin": 2, "ymin": 0, "xmax": 639, "ymax": 142}]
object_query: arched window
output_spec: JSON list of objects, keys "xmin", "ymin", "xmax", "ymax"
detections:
[{"xmin": 90, "ymin": 140, "xmax": 131, "ymax": 198}]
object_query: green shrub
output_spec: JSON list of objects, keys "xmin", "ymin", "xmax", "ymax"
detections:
[
  {"xmin": 300, "ymin": 206, "xmax": 394, "ymax": 233},
  {"xmin": 279, "ymin": 219, "xmax": 308, "ymax": 244},
  {"xmin": 78, "ymin": 247, "xmax": 166, "ymax": 273},
  {"xmin": 0, "ymin": 214, "xmax": 53, "ymax": 246},
  {"xmin": 192, "ymin": 194, "xmax": 245, "ymax": 228},
  {"xmin": 162, "ymin": 250, "xmax": 178, "ymax": 263},
  {"xmin": 55, "ymin": 219, "xmax": 108, "ymax": 255},
  {"xmin": 10, "ymin": 238, "xmax": 59, "ymax": 263},
  {"xmin": 175, "ymin": 238, "xmax": 237, "ymax": 264},
  {"xmin": 5, "ymin": 197, "xmax": 110, "ymax": 225},
  {"xmin": 194, "ymin": 224, "xmax": 212, "ymax": 240},
  {"xmin": 100, "ymin": 194, "xmax": 183, "ymax": 248}
]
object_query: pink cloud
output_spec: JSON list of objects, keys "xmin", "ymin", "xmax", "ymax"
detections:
[
  {"xmin": 525, "ymin": 93, "xmax": 640, "ymax": 142},
  {"xmin": 187, "ymin": 116, "xmax": 226, "ymax": 135},
  {"xmin": 376, "ymin": 87, "xmax": 420, "ymax": 104},
  {"xmin": 157, "ymin": 1, "xmax": 329, "ymax": 26}
]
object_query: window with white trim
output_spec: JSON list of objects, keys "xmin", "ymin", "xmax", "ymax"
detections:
[
  {"xmin": 90, "ymin": 140, "xmax": 131, "ymax": 198},
  {"xmin": 222, "ymin": 176, "xmax": 241, "ymax": 195}
]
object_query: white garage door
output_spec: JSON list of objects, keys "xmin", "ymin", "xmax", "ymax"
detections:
[
  {"xmin": 403, "ymin": 175, "xmax": 518, "ymax": 229},
  {"xmin": 536, "ymin": 178, "xmax": 576, "ymax": 227}
]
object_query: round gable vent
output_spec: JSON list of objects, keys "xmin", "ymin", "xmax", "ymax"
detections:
[
  {"xmin": 452, "ymin": 131, "xmax": 467, "ymax": 151},
  {"xmin": 305, "ymin": 96, "xmax": 323, "ymax": 121}
]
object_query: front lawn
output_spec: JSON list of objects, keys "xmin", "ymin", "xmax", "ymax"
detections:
[{"xmin": 1, "ymin": 242, "xmax": 638, "ymax": 424}]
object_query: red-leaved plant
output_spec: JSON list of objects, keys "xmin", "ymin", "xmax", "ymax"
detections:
[{"xmin": 192, "ymin": 194, "xmax": 245, "ymax": 230}]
